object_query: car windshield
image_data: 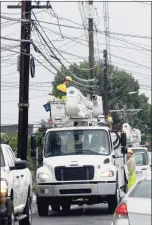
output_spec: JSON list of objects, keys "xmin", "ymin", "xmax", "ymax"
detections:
[
  {"xmin": 0, "ymin": 147, "xmax": 5, "ymax": 167},
  {"xmin": 134, "ymin": 152, "xmax": 148, "ymax": 166},
  {"xmin": 44, "ymin": 129, "xmax": 110, "ymax": 157},
  {"xmin": 129, "ymin": 180, "xmax": 151, "ymax": 198},
  {"xmin": 132, "ymin": 149, "xmax": 148, "ymax": 165}
]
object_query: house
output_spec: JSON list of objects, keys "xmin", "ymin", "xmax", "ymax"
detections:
[{"xmin": 0, "ymin": 124, "xmax": 34, "ymax": 136}]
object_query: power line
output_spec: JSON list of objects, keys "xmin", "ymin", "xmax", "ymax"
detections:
[
  {"xmin": 32, "ymin": 12, "xmax": 93, "ymax": 73},
  {"xmin": 2, "ymin": 94, "xmax": 48, "ymax": 103},
  {"xmin": 1, "ymin": 14, "xmax": 151, "ymax": 40},
  {"xmin": 111, "ymin": 53, "xmax": 151, "ymax": 70},
  {"xmin": 32, "ymin": 15, "xmax": 95, "ymax": 83}
]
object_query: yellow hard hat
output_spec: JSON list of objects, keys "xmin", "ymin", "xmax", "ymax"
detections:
[
  {"xmin": 65, "ymin": 76, "xmax": 72, "ymax": 82},
  {"xmin": 128, "ymin": 148, "xmax": 133, "ymax": 154}
]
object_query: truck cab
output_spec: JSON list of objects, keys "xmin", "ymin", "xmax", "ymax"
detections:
[
  {"xmin": 30, "ymin": 125, "xmax": 128, "ymax": 216},
  {"xmin": 30, "ymin": 87, "xmax": 128, "ymax": 216}
]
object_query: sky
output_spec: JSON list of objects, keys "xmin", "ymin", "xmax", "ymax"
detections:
[{"xmin": 1, "ymin": 0, "xmax": 151, "ymax": 125}]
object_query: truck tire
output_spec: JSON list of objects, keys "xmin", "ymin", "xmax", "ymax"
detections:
[
  {"xmin": 19, "ymin": 197, "xmax": 32, "ymax": 225},
  {"xmin": 108, "ymin": 191, "xmax": 118, "ymax": 214},
  {"xmin": 61, "ymin": 202, "xmax": 71, "ymax": 214},
  {"xmin": 51, "ymin": 202, "xmax": 60, "ymax": 211},
  {"xmin": 37, "ymin": 197, "xmax": 48, "ymax": 216},
  {"xmin": 8, "ymin": 201, "xmax": 15, "ymax": 225},
  {"xmin": 107, "ymin": 177, "xmax": 119, "ymax": 214}
]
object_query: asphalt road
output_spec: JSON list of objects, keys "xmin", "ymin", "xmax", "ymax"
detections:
[{"xmin": 31, "ymin": 204, "xmax": 113, "ymax": 225}]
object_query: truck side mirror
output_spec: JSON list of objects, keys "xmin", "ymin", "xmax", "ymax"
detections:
[
  {"xmin": 120, "ymin": 132, "xmax": 127, "ymax": 147},
  {"xmin": 121, "ymin": 146, "xmax": 128, "ymax": 155},
  {"xmin": 30, "ymin": 134, "xmax": 37, "ymax": 158}
]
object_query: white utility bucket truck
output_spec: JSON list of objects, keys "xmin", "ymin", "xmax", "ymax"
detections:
[
  {"xmin": 122, "ymin": 123, "xmax": 151, "ymax": 179},
  {"xmin": 30, "ymin": 87, "xmax": 128, "ymax": 216}
]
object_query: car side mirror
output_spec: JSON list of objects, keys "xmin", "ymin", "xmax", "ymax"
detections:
[
  {"xmin": 120, "ymin": 132, "xmax": 127, "ymax": 146},
  {"xmin": 10, "ymin": 160, "xmax": 27, "ymax": 170}
]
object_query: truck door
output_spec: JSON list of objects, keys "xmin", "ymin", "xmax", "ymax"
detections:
[
  {"xmin": 8, "ymin": 147, "xmax": 27, "ymax": 207},
  {"xmin": 110, "ymin": 132, "xmax": 126, "ymax": 189}
]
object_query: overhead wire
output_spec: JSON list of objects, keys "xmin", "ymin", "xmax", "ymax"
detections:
[
  {"xmin": 35, "ymin": 25, "xmax": 151, "ymax": 55},
  {"xmin": 33, "ymin": 12, "xmax": 95, "ymax": 72},
  {"xmin": 1, "ymin": 14, "xmax": 151, "ymax": 40},
  {"xmin": 32, "ymin": 13, "xmax": 95, "ymax": 84},
  {"xmin": 1, "ymin": 7, "xmax": 151, "ymax": 96}
]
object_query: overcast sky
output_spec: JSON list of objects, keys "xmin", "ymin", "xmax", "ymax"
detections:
[{"xmin": 1, "ymin": 0, "xmax": 151, "ymax": 125}]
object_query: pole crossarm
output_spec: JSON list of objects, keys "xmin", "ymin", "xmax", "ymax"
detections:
[{"xmin": 111, "ymin": 109, "xmax": 142, "ymax": 112}]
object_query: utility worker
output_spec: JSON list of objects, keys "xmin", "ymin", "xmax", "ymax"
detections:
[
  {"xmin": 56, "ymin": 76, "xmax": 72, "ymax": 100},
  {"xmin": 127, "ymin": 148, "xmax": 136, "ymax": 190}
]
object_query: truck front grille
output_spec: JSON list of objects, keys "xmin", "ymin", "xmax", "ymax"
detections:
[
  {"xmin": 59, "ymin": 189, "xmax": 91, "ymax": 194},
  {"xmin": 55, "ymin": 166, "xmax": 94, "ymax": 181}
]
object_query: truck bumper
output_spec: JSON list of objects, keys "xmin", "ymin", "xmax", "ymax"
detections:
[
  {"xmin": 37, "ymin": 181, "xmax": 116, "ymax": 197},
  {"xmin": 0, "ymin": 197, "xmax": 11, "ymax": 225}
]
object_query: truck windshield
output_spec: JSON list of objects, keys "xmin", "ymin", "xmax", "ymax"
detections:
[{"xmin": 44, "ymin": 129, "xmax": 110, "ymax": 157}]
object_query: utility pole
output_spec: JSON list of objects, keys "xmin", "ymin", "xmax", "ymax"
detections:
[
  {"xmin": 7, "ymin": 1, "xmax": 52, "ymax": 160},
  {"xmin": 103, "ymin": 49, "xmax": 108, "ymax": 118},
  {"xmin": 123, "ymin": 104, "xmax": 128, "ymax": 122},
  {"xmin": 88, "ymin": 0, "xmax": 94, "ymax": 97},
  {"xmin": 111, "ymin": 108, "xmax": 142, "ymax": 123}
]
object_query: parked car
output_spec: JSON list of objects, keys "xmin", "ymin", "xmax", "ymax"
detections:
[
  {"xmin": 133, "ymin": 150, "xmax": 151, "ymax": 181},
  {"xmin": 111, "ymin": 172, "xmax": 151, "ymax": 225},
  {"xmin": 0, "ymin": 144, "xmax": 33, "ymax": 225}
]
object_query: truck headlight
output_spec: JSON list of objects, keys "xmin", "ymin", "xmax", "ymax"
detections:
[
  {"xmin": 0, "ymin": 178, "xmax": 8, "ymax": 197},
  {"xmin": 38, "ymin": 173, "xmax": 49, "ymax": 179},
  {"xmin": 100, "ymin": 170, "xmax": 114, "ymax": 177}
]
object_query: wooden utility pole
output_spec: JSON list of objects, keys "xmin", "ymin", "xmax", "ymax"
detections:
[
  {"xmin": 88, "ymin": 0, "xmax": 94, "ymax": 96},
  {"xmin": 103, "ymin": 49, "xmax": 108, "ymax": 118},
  {"xmin": 7, "ymin": 1, "xmax": 52, "ymax": 160}
]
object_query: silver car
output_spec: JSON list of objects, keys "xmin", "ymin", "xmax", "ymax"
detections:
[{"xmin": 111, "ymin": 172, "xmax": 151, "ymax": 225}]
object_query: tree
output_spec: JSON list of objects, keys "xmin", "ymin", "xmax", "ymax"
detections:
[{"xmin": 52, "ymin": 61, "xmax": 151, "ymax": 134}]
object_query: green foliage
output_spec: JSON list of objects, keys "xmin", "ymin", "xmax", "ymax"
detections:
[
  {"xmin": 0, "ymin": 133, "xmax": 9, "ymax": 144},
  {"xmin": 2, "ymin": 133, "xmax": 36, "ymax": 173},
  {"xmin": 52, "ymin": 61, "xmax": 151, "ymax": 134},
  {"xmin": 8, "ymin": 134, "xmax": 18, "ymax": 153}
]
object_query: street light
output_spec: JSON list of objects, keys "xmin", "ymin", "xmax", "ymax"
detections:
[
  {"xmin": 108, "ymin": 91, "xmax": 138, "ymax": 124},
  {"xmin": 128, "ymin": 91, "xmax": 138, "ymax": 95},
  {"xmin": 109, "ymin": 91, "xmax": 138, "ymax": 107}
]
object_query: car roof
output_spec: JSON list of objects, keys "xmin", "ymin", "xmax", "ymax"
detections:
[{"xmin": 0, "ymin": 143, "xmax": 8, "ymax": 148}]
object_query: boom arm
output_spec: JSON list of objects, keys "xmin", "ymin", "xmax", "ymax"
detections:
[{"xmin": 122, "ymin": 123, "xmax": 141, "ymax": 146}]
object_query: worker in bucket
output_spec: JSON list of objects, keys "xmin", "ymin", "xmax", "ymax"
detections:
[
  {"xmin": 56, "ymin": 76, "xmax": 72, "ymax": 100},
  {"xmin": 127, "ymin": 148, "xmax": 136, "ymax": 190}
]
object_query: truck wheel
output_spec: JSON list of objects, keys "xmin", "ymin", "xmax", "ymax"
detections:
[
  {"xmin": 51, "ymin": 203, "xmax": 60, "ymax": 211},
  {"xmin": 19, "ymin": 197, "xmax": 32, "ymax": 225},
  {"xmin": 107, "ymin": 191, "xmax": 118, "ymax": 214},
  {"xmin": 37, "ymin": 197, "xmax": 48, "ymax": 216},
  {"xmin": 61, "ymin": 202, "xmax": 71, "ymax": 214},
  {"xmin": 8, "ymin": 201, "xmax": 15, "ymax": 225}
]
